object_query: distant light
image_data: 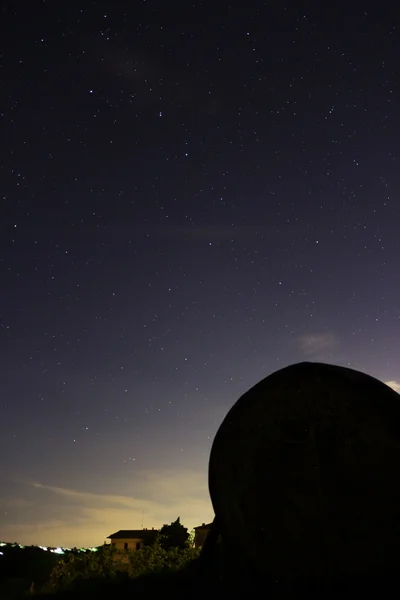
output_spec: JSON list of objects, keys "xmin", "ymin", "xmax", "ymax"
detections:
[
  {"xmin": 0, "ymin": 551, "xmax": 3, "ymax": 555},
  {"xmin": 0, "ymin": 542, "xmax": 95, "ymax": 554}
]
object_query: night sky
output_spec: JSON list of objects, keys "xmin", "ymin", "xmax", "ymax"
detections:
[{"xmin": 1, "ymin": 1, "xmax": 399, "ymax": 548}]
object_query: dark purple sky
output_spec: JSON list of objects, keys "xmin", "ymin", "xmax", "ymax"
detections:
[{"xmin": 1, "ymin": 0, "xmax": 399, "ymax": 547}]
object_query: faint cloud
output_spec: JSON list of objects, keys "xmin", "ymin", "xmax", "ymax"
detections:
[
  {"xmin": 297, "ymin": 332, "xmax": 339, "ymax": 360},
  {"xmin": 2, "ymin": 469, "xmax": 213, "ymax": 548},
  {"xmin": 103, "ymin": 47, "xmax": 209, "ymax": 113},
  {"xmin": 385, "ymin": 380, "xmax": 400, "ymax": 393},
  {"xmin": 0, "ymin": 497, "xmax": 33, "ymax": 509}
]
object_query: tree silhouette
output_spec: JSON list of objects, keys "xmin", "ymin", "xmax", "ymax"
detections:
[{"xmin": 159, "ymin": 517, "xmax": 189, "ymax": 550}]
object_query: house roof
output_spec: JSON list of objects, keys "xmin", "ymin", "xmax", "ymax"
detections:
[
  {"xmin": 107, "ymin": 529, "xmax": 159, "ymax": 540},
  {"xmin": 194, "ymin": 522, "xmax": 213, "ymax": 530}
]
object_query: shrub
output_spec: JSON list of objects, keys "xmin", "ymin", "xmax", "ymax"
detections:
[{"xmin": 45, "ymin": 545, "xmax": 117, "ymax": 592}]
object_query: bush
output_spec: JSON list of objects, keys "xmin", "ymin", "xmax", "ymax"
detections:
[
  {"xmin": 45, "ymin": 545, "xmax": 117, "ymax": 592},
  {"xmin": 43, "ymin": 541, "xmax": 200, "ymax": 594},
  {"xmin": 126, "ymin": 540, "xmax": 199, "ymax": 578}
]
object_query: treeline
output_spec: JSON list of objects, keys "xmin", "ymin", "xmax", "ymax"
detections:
[
  {"xmin": 0, "ymin": 543, "xmax": 62, "ymax": 597},
  {"xmin": 0, "ymin": 517, "xmax": 201, "ymax": 598},
  {"xmin": 44, "ymin": 540, "xmax": 200, "ymax": 595}
]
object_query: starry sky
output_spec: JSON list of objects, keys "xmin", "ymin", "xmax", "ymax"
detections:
[{"xmin": 1, "ymin": 0, "xmax": 399, "ymax": 548}]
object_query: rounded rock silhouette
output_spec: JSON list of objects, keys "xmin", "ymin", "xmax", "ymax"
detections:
[{"xmin": 208, "ymin": 362, "xmax": 400, "ymax": 583}]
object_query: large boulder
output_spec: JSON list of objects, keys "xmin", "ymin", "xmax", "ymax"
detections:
[{"xmin": 209, "ymin": 362, "xmax": 400, "ymax": 584}]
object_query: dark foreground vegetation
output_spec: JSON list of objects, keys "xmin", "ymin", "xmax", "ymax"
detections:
[
  {"xmin": 0, "ymin": 518, "xmax": 201, "ymax": 598},
  {"xmin": 2, "ymin": 535, "xmax": 399, "ymax": 600}
]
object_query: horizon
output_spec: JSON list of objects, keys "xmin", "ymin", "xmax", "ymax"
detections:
[
  {"xmin": 0, "ymin": 519, "xmax": 205, "ymax": 550},
  {"xmin": 1, "ymin": 472, "xmax": 214, "ymax": 548}
]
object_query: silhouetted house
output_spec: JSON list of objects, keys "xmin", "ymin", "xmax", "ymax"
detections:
[
  {"xmin": 107, "ymin": 528, "xmax": 159, "ymax": 550},
  {"xmin": 194, "ymin": 522, "xmax": 213, "ymax": 548}
]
